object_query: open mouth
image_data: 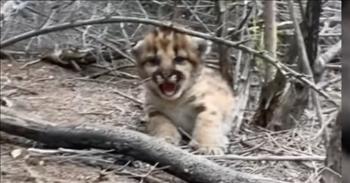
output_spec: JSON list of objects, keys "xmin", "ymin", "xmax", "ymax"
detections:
[
  {"xmin": 152, "ymin": 70, "xmax": 184, "ymax": 98},
  {"xmin": 159, "ymin": 82, "xmax": 178, "ymax": 96}
]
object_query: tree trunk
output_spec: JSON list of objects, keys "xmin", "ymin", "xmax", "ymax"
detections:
[
  {"xmin": 304, "ymin": 0, "xmax": 321, "ymax": 73},
  {"xmin": 263, "ymin": 0, "xmax": 277, "ymax": 83},
  {"xmin": 253, "ymin": 0, "xmax": 322, "ymax": 130},
  {"xmin": 216, "ymin": 0, "xmax": 233, "ymax": 87},
  {"xmin": 320, "ymin": 112, "xmax": 341, "ymax": 183}
]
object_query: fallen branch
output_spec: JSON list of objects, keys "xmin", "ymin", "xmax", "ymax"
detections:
[
  {"xmin": 0, "ymin": 16, "xmax": 339, "ymax": 106},
  {"xmin": 0, "ymin": 106, "xmax": 286, "ymax": 183},
  {"xmin": 203, "ymin": 154, "xmax": 325, "ymax": 161},
  {"xmin": 313, "ymin": 40, "xmax": 342, "ymax": 75}
]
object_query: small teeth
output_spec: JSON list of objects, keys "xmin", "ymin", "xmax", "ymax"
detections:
[{"xmin": 164, "ymin": 90, "xmax": 175, "ymax": 96}]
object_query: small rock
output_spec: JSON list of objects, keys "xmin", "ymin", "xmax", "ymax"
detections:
[{"xmin": 10, "ymin": 148, "xmax": 22, "ymax": 159}]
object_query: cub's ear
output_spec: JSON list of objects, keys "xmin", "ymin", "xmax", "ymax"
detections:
[
  {"xmin": 129, "ymin": 40, "xmax": 144, "ymax": 58},
  {"xmin": 193, "ymin": 37, "xmax": 212, "ymax": 58}
]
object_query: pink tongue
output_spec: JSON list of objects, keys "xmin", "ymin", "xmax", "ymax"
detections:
[{"xmin": 160, "ymin": 83, "xmax": 176, "ymax": 93}]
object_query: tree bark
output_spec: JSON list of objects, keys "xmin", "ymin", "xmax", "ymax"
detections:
[
  {"xmin": 263, "ymin": 0, "xmax": 277, "ymax": 83},
  {"xmin": 253, "ymin": 0, "xmax": 324, "ymax": 130},
  {"xmin": 0, "ymin": 106, "xmax": 285, "ymax": 183},
  {"xmin": 216, "ymin": 0, "xmax": 233, "ymax": 87},
  {"xmin": 304, "ymin": 0, "xmax": 321, "ymax": 71},
  {"xmin": 342, "ymin": 4, "xmax": 350, "ymax": 183},
  {"xmin": 320, "ymin": 112, "xmax": 341, "ymax": 183}
]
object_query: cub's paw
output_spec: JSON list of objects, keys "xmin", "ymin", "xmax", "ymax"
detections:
[
  {"xmin": 159, "ymin": 135, "xmax": 181, "ymax": 145},
  {"xmin": 189, "ymin": 141, "xmax": 226, "ymax": 155}
]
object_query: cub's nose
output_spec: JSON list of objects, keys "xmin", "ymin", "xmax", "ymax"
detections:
[
  {"xmin": 168, "ymin": 73, "xmax": 178, "ymax": 82},
  {"xmin": 162, "ymin": 70, "xmax": 182, "ymax": 82},
  {"xmin": 161, "ymin": 69, "xmax": 173, "ymax": 78},
  {"xmin": 152, "ymin": 72, "xmax": 164, "ymax": 84},
  {"xmin": 152, "ymin": 70, "xmax": 182, "ymax": 83}
]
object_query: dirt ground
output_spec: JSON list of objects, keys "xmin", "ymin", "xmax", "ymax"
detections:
[
  {"xmin": 1, "ymin": 59, "xmax": 155, "ymax": 183},
  {"xmin": 0, "ymin": 58, "xmax": 341, "ymax": 183}
]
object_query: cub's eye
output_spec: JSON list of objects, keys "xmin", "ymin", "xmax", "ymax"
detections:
[
  {"xmin": 174, "ymin": 56, "xmax": 187, "ymax": 64},
  {"xmin": 146, "ymin": 57, "xmax": 160, "ymax": 65}
]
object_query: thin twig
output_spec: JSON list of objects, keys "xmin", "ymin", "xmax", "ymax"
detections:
[
  {"xmin": 139, "ymin": 162, "xmax": 159, "ymax": 183},
  {"xmin": 2, "ymin": 83, "xmax": 38, "ymax": 95},
  {"xmin": 113, "ymin": 90, "xmax": 143, "ymax": 105},
  {"xmin": 235, "ymin": 141, "xmax": 266, "ymax": 155},
  {"xmin": 87, "ymin": 64, "xmax": 135, "ymax": 79},
  {"xmin": 182, "ymin": 0, "xmax": 212, "ymax": 33},
  {"xmin": 313, "ymin": 110, "xmax": 338, "ymax": 140},
  {"xmin": 20, "ymin": 59, "xmax": 41, "ymax": 69},
  {"xmin": 27, "ymin": 147, "xmax": 114, "ymax": 155},
  {"xmin": 70, "ymin": 77, "xmax": 143, "ymax": 104},
  {"xmin": 202, "ymin": 154, "xmax": 325, "ymax": 161},
  {"xmin": 317, "ymin": 76, "xmax": 341, "ymax": 89}
]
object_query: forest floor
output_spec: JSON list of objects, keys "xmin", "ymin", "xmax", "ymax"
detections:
[{"xmin": 0, "ymin": 58, "xmax": 341, "ymax": 183}]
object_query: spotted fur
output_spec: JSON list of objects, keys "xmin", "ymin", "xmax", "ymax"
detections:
[{"xmin": 132, "ymin": 26, "xmax": 235, "ymax": 155}]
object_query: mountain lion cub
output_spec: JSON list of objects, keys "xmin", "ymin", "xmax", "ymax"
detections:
[{"xmin": 131, "ymin": 26, "xmax": 235, "ymax": 155}]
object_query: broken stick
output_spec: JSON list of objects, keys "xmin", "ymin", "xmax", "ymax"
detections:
[{"xmin": 0, "ymin": 106, "xmax": 286, "ymax": 183}]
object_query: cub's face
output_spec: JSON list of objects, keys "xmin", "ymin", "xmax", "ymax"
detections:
[{"xmin": 131, "ymin": 27, "xmax": 211, "ymax": 100}]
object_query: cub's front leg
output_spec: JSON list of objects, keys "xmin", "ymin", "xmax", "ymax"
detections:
[
  {"xmin": 190, "ymin": 109, "xmax": 228, "ymax": 155},
  {"xmin": 146, "ymin": 112, "xmax": 181, "ymax": 145}
]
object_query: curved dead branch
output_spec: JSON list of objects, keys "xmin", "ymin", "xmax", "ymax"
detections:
[
  {"xmin": 0, "ymin": 16, "xmax": 339, "ymax": 106},
  {"xmin": 0, "ymin": 106, "xmax": 286, "ymax": 183}
]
